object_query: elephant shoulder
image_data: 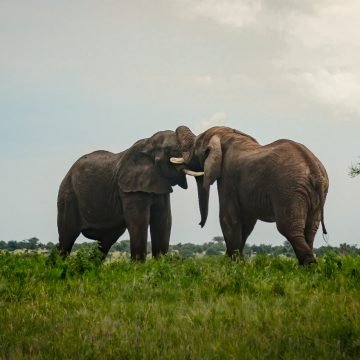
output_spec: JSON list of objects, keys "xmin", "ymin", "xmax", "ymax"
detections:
[
  {"xmin": 76, "ymin": 150, "xmax": 116, "ymax": 164},
  {"xmin": 70, "ymin": 150, "xmax": 117, "ymax": 171},
  {"xmin": 60, "ymin": 150, "xmax": 119, "ymax": 192}
]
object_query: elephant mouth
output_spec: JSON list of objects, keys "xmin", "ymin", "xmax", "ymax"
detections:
[
  {"xmin": 166, "ymin": 162, "xmax": 188, "ymax": 189},
  {"xmin": 170, "ymin": 157, "xmax": 204, "ymax": 177}
]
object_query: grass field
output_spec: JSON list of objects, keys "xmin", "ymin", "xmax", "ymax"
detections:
[{"xmin": 0, "ymin": 250, "xmax": 359, "ymax": 359}]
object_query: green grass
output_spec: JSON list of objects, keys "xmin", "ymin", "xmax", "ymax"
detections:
[{"xmin": 0, "ymin": 251, "xmax": 359, "ymax": 359}]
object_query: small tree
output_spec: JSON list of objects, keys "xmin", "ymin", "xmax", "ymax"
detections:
[
  {"xmin": 27, "ymin": 237, "xmax": 40, "ymax": 249},
  {"xmin": 349, "ymin": 160, "xmax": 360, "ymax": 177}
]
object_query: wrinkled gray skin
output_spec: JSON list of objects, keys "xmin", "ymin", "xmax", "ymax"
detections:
[
  {"xmin": 57, "ymin": 130, "xmax": 188, "ymax": 261},
  {"xmin": 175, "ymin": 126, "xmax": 329, "ymax": 265}
]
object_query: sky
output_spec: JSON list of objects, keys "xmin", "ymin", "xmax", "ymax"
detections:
[{"xmin": 1, "ymin": 0, "xmax": 359, "ymax": 248}]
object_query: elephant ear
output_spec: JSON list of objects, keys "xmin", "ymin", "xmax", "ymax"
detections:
[
  {"xmin": 203, "ymin": 135, "xmax": 222, "ymax": 189},
  {"xmin": 116, "ymin": 139, "xmax": 173, "ymax": 194}
]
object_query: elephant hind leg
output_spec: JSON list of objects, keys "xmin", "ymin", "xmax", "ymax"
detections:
[
  {"xmin": 97, "ymin": 227, "xmax": 126, "ymax": 259},
  {"xmin": 57, "ymin": 195, "xmax": 81, "ymax": 257},
  {"xmin": 219, "ymin": 203, "xmax": 255, "ymax": 259},
  {"xmin": 241, "ymin": 217, "xmax": 257, "ymax": 245},
  {"xmin": 275, "ymin": 206, "xmax": 315, "ymax": 265}
]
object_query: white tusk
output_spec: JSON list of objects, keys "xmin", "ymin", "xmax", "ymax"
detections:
[
  {"xmin": 183, "ymin": 169, "xmax": 204, "ymax": 177},
  {"xmin": 170, "ymin": 157, "xmax": 185, "ymax": 164}
]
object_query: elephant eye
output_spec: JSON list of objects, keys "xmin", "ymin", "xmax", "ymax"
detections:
[{"xmin": 203, "ymin": 148, "xmax": 210, "ymax": 160}]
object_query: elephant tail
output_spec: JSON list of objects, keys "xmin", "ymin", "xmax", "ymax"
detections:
[
  {"xmin": 321, "ymin": 209, "xmax": 327, "ymax": 235},
  {"xmin": 318, "ymin": 180, "xmax": 328, "ymax": 236},
  {"xmin": 313, "ymin": 174, "xmax": 328, "ymax": 236}
]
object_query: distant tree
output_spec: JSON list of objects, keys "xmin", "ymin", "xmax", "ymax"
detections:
[
  {"xmin": 205, "ymin": 246, "xmax": 221, "ymax": 256},
  {"xmin": 339, "ymin": 243, "xmax": 359, "ymax": 255},
  {"xmin": 111, "ymin": 240, "xmax": 131, "ymax": 252},
  {"xmin": 1, "ymin": 237, "xmax": 359, "ymax": 257},
  {"xmin": 212, "ymin": 236, "xmax": 224, "ymax": 243},
  {"xmin": 7, "ymin": 241, "xmax": 18, "ymax": 251},
  {"xmin": 243, "ymin": 244, "xmax": 251, "ymax": 256},
  {"xmin": 279, "ymin": 241, "xmax": 294, "ymax": 257},
  {"xmin": 251, "ymin": 244, "xmax": 273, "ymax": 255},
  {"xmin": 45, "ymin": 242, "xmax": 56, "ymax": 250},
  {"xmin": 27, "ymin": 237, "xmax": 40, "ymax": 249},
  {"xmin": 72, "ymin": 242, "xmax": 96, "ymax": 251},
  {"xmin": 205, "ymin": 241, "xmax": 226, "ymax": 256},
  {"xmin": 315, "ymin": 246, "xmax": 338, "ymax": 256}
]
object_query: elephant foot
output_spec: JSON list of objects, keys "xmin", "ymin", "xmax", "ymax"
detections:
[
  {"xmin": 300, "ymin": 254, "xmax": 317, "ymax": 266},
  {"xmin": 227, "ymin": 250, "xmax": 244, "ymax": 261}
]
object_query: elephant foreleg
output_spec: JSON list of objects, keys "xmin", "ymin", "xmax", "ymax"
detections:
[
  {"xmin": 150, "ymin": 194, "xmax": 171, "ymax": 258},
  {"xmin": 122, "ymin": 193, "xmax": 151, "ymax": 261},
  {"xmin": 57, "ymin": 194, "xmax": 81, "ymax": 257},
  {"xmin": 219, "ymin": 201, "xmax": 247, "ymax": 258}
]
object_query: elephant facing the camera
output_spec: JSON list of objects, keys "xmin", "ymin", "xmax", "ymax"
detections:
[
  {"xmin": 172, "ymin": 126, "xmax": 329, "ymax": 265},
  {"xmin": 57, "ymin": 130, "xmax": 200, "ymax": 261}
]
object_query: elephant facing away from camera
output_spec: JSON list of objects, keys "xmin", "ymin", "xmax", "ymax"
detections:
[
  {"xmin": 172, "ymin": 126, "xmax": 329, "ymax": 265},
  {"xmin": 57, "ymin": 130, "xmax": 200, "ymax": 261}
]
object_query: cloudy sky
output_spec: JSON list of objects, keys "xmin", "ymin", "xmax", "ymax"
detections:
[{"xmin": 1, "ymin": 0, "xmax": 359, "ymax": 247}]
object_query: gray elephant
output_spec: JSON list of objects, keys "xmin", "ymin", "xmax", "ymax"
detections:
[
  {"xmin": 171, "ymin": 126, "xmax": 329, "ymax": 265},
  {"xmin": 57, "ymin": 130, "xmax": 199, "ymax": 260}
]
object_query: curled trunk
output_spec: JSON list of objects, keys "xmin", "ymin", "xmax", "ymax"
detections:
[{"xmin": 175, "ymin": 126, "xmax": 196, "ymax": 162}]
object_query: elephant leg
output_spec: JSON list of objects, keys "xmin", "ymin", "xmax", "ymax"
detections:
[
  {"xmin": 221, "ymin": 217, "xmax": 256, "ymax": 259},
  {"xmin": 219, "ymin": 201, "xmax": 245, "ymax": 258},
  {"xmin": 150, "ymin": 194, "xmax": 171, "ymax": 258},
  {"xmin": 242, "ymin": 217, "xmax": 257, "ymax": 245},
  {"xmin": 275, "ymin": 204, "xmax": 315, "ymax": 265},
  {"xmin": 305, "ymin": 209, "xmax": 321, "ymax": 250},
  {"xmin": 122, "ymin": 193, "xmax": 151, "ymax": 261},
  {"xmin": 97, "ymin": 227, "xmax": 126, "ymax": 259},
  {"xmin": 57, "ymin": 196, "xmax": 81, "ymax": 257}
]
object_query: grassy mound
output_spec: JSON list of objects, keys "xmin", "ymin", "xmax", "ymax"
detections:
[{"xmin": 0, "ymin": 251, "xmax": 359, "ymax": 359}]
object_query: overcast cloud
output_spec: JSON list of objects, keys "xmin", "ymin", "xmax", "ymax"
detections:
[{"xmin": 1, "ymin": 0, "xmax": 359, "ymax": 247}]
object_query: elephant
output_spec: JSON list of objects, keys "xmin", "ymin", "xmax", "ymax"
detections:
[
  {"xmin": 57, "ymin": 130, "xmax": 200, "ymax": 261},
  {"xmin": 171, "ymin": 126, "xmax": 329, "ymax": 265}
]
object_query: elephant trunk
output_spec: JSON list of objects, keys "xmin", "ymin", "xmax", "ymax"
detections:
[
  {"xmin": 175, "ymin": 126, "xmax": 196, "ymax": 162},
  {"xmin": 176, "ymin": 126, "xmax": 209, "ymax": 226},
  {"xmin": 196, "ymin": 176, "xmax": 210, "ymax": 227}
]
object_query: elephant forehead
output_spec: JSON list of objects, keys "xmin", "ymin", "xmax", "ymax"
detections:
[
  {"xmin": 163, "ymin": 137, "xmax": 181, "ymax": 148},
  {"xmin": 150, "ymin": 131, "xmax": 175, "ymax": 142},
  {"xmin": 151, "ymin": 130, "xmax": 175, "ymax": 140}
]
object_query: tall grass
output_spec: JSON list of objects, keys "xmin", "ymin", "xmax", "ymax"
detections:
[{"xmin": 0, "ymin": 251, "xmax": 359, "ymax": 359}]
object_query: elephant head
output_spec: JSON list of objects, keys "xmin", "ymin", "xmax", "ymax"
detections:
[
  {"xmin": 172, "ymin": 126, "xmax": 255, "ymax": 227},
  {"xmin": 117, "ymin": 130, "xmax": 199, "ymax": 194},
  {"xmin": 171, "ymin": 126, "xmax": 221, "ymax": 227}
]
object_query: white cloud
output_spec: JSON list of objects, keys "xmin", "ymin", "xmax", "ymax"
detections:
[
  {"xmin": 175, "ymin": 0, "xmax": 360, "ymax": 116},
  {"xmin": 193, "ymin": 75, "xmax": 214, "ymax": 86},
  {"xmin": 271, "ymin": 1, "xmax": 360, "ymax": 116},
  {"xmin": 195, "ymin": 111, "xmax": 227, "ymax": 132},
  {"xmin": 286, "ymin": 69, "xmax": 360, "ymax": 116},
  {"xmin": 286, "ymin": 1, "xmax": 360, "ymax": 49},
  {"xmin": 192, "ymin": 0, "xmax": 262, "ymax": 28}
]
